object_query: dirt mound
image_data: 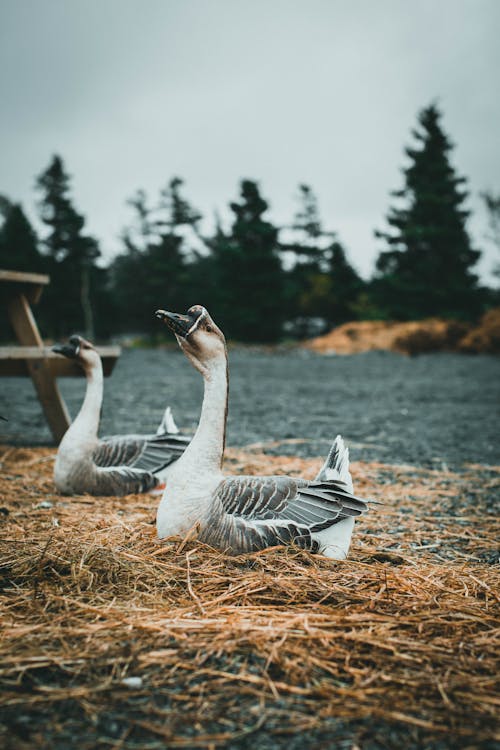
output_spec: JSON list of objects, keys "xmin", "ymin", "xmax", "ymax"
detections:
[
  {"xmin": 459, "ymin": 307, "xmax": 500, "ymax": 354},
  {"xmin": 0, "ymin": 444, "xmax": 499, "ymax": 748},
  {"xmin": 394, "ymin": 319, "xmax": 471, "ymax": 355},
  {"xmin": 305, "ymin": 319, "xmax": 471, "ymax": 355}
]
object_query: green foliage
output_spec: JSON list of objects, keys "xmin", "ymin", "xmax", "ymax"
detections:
[
  {"xmin": 481, "ymin": 190, "xmax": 500, "ymax": 279},
  {"xmin": 373, "ymin": 104, "xmax": 483, "ymax": 321},
  {"xmin": 0, "ymin": 200, "xmax": 46, "ymax": 341},
  {"xmin": 320, "ymin": 242, "xmax": 365, "ymax": 325},
  {"xmin": 290, "ymin": 185, "xmax": 325, "ymax": 252},
  {"xmin": 281, "ymin": 185, "xmax": 364, "ymax": 335},
  {"xmin": 35, "ymin": 155, "xmax": 106, "ymax": 338},
  {"xmin": 158, "ymin": 177, "xmax": 202, "ymax": 231},
  {"xmin": 208, "ymin": 180, "xmax": 285, "ymax": 342},
  {"xmin": 3, "ymin": 111, "xmax": 495, "ymax": 344},
  {"xmin": 110, "ymin": 179, "xmax": 199, "ymax": 337},
  {"xmin": 349, "ymin": 290, "xmax": 389, "ymax": 321},
  {"xmin": 0, "ymin": 199, "xmax": 43, "ymax": 273},
  {"xmin": 280, "ymin": 185, "xmax": 328, "ymax": 335}
]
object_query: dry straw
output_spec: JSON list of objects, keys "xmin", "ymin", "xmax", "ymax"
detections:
[{"xmin": 0, "ymin": 444, "xmax": 498, "ymax": 748}]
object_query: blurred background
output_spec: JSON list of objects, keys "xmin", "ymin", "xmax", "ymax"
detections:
[{"xmin": 1, "ymin": 0, "xmax": 499, "ymax": 347}]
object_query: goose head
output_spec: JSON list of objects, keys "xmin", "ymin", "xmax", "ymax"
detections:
[
  {"xmin": 155, "ymin": 305, "xmax": 226, "ymax": 377},
  {"xmin": 52, "ymin": 335, "xmax": 100, "ymax": 373}
]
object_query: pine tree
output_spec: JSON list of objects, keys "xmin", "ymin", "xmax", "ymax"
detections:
[
  {"xmin": 35, "ymin": 156, "xmax": 101, "ymax": 338},
  {"xmin": 281, "ymin": 185, "xmax": 364, "ymax": 332},
  {"xmin": 0, "ymin": 199, "xmax": 43, "ymax": 273},
  {"xmin": 373, "ymin": 104, "xmax": 482, "ymax": 320},
  {"xmin": 321, "ymin": 241, "xmax": 365, "ymax": 325},
  {"xmin": 210, "ymin": 180, "xmax": 285, "ymax": 342},
  {"xmin": 0, "ymin": 199, "xmax": 46, "ymax": 341},
  {"xmin": 0, "ymin": 195, "xmax": 12, "ymax": 221},
  {"xmin": 280, "ymin": 185, "xmax": 328, "ymax": 335},
  {"xmin": 111, "ymin": 179, "xmax": 200, "ymax": 336},
  {"xmin": 289, "ymin": 185, "xmax": 325, "ymax": 257},
  {"xmin": 481, "ymin": 190, "xmax": 500, "ymax": 278},
  {"xmin": 157, "ymin": 177, "xmax": 202, "ymax": 232}
]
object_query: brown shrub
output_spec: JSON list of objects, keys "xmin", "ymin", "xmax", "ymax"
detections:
[
  {"xmin": 459, "ymin": 307, "xmax": 500, "ymax": 354},
  {"xmin": 394, "ymin": 320, "xmax": 471, "ymax": 355},
  {"xmin": 304, "ymin": 319, "xmax": 472, "ymax": 355}
]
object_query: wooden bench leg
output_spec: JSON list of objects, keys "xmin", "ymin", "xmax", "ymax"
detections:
[{"xmin": 7, "ymin": 294, "xmax": 70, "ymax": 443}]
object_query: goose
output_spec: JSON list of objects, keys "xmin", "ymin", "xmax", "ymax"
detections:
[
  {"xmin": 51, "ymin": 335, "xmax": 190, "ymax": 496},
  {"xmin": 154, "ymin": 305, "xmax": 370, "ymax": 558}
]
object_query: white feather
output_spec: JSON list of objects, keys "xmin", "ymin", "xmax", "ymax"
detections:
[{"xmin": 156, "ymin": 406, "xmax": 180, "ymax": 435}]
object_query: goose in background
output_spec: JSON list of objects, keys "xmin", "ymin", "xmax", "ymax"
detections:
[
  {"xmin": 52, "ymin": 335, "xmax": 190, "ymax": 496},
  {"xmin": 155, "ymin": 305, "xmax": 370, "ymax": 558}
]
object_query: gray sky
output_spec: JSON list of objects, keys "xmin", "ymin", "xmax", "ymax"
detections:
[{"xmin": 1, "ymin": 0, "xmax": 499, "ymax": 281}]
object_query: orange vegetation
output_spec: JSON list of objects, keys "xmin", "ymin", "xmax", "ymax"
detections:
[
  {"xmin": 459, "ymin": 307, "xmax": 500, "ymax": 354},
  {"xmin": 304, "ymin": 319, "xmax": 469, "ymax": 355},
  {"xmin": 304, "ymin": 310, "xmax": 500, "ymax": 355}
]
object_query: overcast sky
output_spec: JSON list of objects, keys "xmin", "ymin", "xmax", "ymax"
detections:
[{"xmin": 1, "ymin": 0, "xmax": 499, "ymax": 281}]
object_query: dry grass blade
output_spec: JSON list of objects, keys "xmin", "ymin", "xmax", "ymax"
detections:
[{"xmin": 0, "ymin": 444, "xmax": 499, "ymax": 749}]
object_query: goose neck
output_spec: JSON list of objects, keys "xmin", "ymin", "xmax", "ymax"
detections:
[
  {"xmin": 75, "ymin": 360, "xmax": 104, "ymax": 440},
  {"xmin": 187, "ymin": 355, "xmax": 228, "ymax": 471}
]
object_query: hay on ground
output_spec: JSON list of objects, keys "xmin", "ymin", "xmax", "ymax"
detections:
[{"xmin": 0, "ymin": 444, "xmax": 499, "ymax": 748}]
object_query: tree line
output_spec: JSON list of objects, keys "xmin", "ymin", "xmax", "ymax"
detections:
[{"xmin": 1, "ymin": 103, "xmax": 498, "ymax": 343}]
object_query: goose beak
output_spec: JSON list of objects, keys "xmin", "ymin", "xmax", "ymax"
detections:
[
  {"xmin": 155, "ymin": 310, "xmax": 194, "ymax": 338},
  {"xmin": 52, "ymin": 343, "xmax": 74, "ymax": 358},
  {"xmin": 51, "ymin": 337, "xmax": 81, "ymax": 358}
]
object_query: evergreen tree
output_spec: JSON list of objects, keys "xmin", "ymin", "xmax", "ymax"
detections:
[
  {"xmin": 157, "ymin": 177, "xmax": 202, "ymax": 232},
  {"xmin": 111, "ymin": 178, "xmax": 200, "ymax": 336},
  {"xmin": 0, "ymin": 199, "xmax": 43, "ymax": 273},
  {"xmin": 210, "ymin": 180, "xmax": 285, "ymax": 342},
  {"xmin": 0, "ymin": 195, "xmax": 12, "ymax": 221},
  {"xmin": 153, "ymin": 178, "xmax": 202, "ymax": 314},
  {"xmin": 373, "ymin": 104, "xmax": 482, "ymax": 320},
  {"xmin": 0, "ymin": 199, "xmax": 46, "ymax": 341},
  {"xmin": 289, "ymin": 185, "xmax": 325, "ymax": 257},
  {"xmin": 280, "ymin": 185, "xmax": 329, "ymax": 335},
  {"xmin": 35, "ymin": 156, "xmax": 101, "ymax": 338},
  {"xmin": 314, "ymin": 241, "xmax": 365, "ymax": 326},
  {"xmin": 281, "ymin": 185, "xmax": 364, "ymax": 332},
  {"xmin": 112, "ymin": 190, "xmax": 157, "ymax": 333},
  {"xmin": 481, "ymin": 190, "xmax": 500, "ymax": 278}
]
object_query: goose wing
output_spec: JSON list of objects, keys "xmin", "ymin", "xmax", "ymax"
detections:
[
  {"xmin": 94, "ymin": 433, "xmax": 190, "ymax": 473},
  {"xmin": 201, "ymin": 475, "xmax": 368, "ymax": 554},
  {"xmin": 92, "ymin": 465, "xmax": 160, "ymax": 495}
]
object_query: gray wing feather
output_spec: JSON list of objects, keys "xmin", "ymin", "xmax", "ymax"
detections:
[
  {"xmin": 200, "ymin": 475, "xmax": 368, "ymax": 554},
  {"xmin": 94, "ymin": 434, "xmax": 189, "ymax": 473},
  {"xmin": 93, "ymin": 465, "xmax": 159, "ymax": 496}
]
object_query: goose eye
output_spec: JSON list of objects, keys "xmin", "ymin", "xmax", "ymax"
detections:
[{"xmin": 206, "ymin": 324, "xmax": 212, "ymax": 333}]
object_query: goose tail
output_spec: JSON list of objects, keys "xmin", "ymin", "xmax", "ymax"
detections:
[
  {"xmin": 155, "ymin": 406, "xmax": 180, "ymax": 436},
  {"xmin": 315, "ymin": 434, "xmax": 353, "ymax": 493}
]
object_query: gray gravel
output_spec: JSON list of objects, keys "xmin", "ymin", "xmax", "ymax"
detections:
[{"xmin": 1, "ymin": 348, "xmax": 499, "ymax": 467}]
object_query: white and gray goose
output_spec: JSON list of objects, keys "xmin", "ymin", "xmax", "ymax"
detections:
[
  {"xmin": 155, "ymin": 305, "xmax": 371, "ymax": 558},
  {"xmin": 52, "ymin": 335, "xmax": 190, "ymax": 496}
]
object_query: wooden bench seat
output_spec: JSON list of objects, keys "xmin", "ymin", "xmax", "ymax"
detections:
[
  {"xmin": 0, "ymin": 269, "xmax": 49, "ymax": 304},
  {"xmin": 0, "ymin": 346, "xmax": 121, "ymax": 377},
  {"xmin": 1, "ymin": 268, "xmax": 121, "ymax": 442}
]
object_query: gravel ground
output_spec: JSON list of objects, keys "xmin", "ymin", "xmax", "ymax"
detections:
[{"xmin": 1, "ymin": 348, "xmax": 499, "ymax": 467}]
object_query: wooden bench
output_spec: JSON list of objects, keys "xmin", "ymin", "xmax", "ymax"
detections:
[{"xmin": 0, "ymin": 269, "xmax": 121, "ymax": 442}]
